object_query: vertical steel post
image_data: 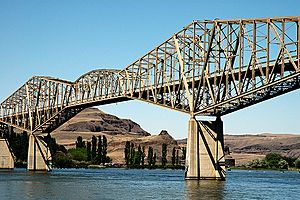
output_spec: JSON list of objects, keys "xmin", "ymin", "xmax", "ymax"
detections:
[
  {"xmin": 266, "ymin": 20, "xmax": 270, "ymax": 83},
  {"xmin": 296, "ymin": 17, "xmax": 300, "ymax": 70},
  {"xmin": 281, "ymin": 20, "xmax": 285, "ymax": 77}
]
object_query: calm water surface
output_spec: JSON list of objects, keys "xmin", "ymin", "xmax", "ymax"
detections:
[{"xmin": 0, "ymin": 168, "xmax": 299, "ymax": 199}]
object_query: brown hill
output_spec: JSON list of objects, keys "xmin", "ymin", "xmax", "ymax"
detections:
[
  {"xmin": 177, "ymin": 134, "xmax": 300, "ymax": 158},
  {"xmin": 224, "ymin": 134, "xmax": 300, "ymax": 163},
  {"xmin": 56, "ymin": 108, "xmax": 150, "ymax": 136},
  {"xmin": 52, "ymin": 108, "xmax": 300, "ymax": 166},
  {"xmin": 176, "ymin": 134, "xmax": 300, "ymax": 165},
  {"xmin": 52, "ymin": 108, "xmax": 178, "ymax": 164}
]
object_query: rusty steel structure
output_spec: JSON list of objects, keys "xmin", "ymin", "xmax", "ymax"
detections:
[{"xmin": 1, "ymin": 16, "xmax": 299, "ymax": 135}]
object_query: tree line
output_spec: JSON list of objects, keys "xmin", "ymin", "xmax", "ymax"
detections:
[
  {"xmin": 74, "ymin": 135, "xmax": 111, "ymax": 164},
  {"xmin": 124, "ymin": 141, "xmax": 186, "ymax": 169},
  {"xmin": 246, "ymin": 153, "xmax": 300, "ymax": 170},
  {"xmin": 1, "ymin": 129, "xmax": 28, "ymax": 165},
  {"xmin": 52, "ymin": 135, "xmax": 112, "ymax": 168}
]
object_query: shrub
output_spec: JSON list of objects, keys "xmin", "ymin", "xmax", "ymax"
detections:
[
  {"xmin": 278, "ymin": 159, "xmax": 288, "ymax": 169},
  {"xmin": 295, "ymin": 159, "xmax": 300, "ymax": 169},
  {"xmin": 247, "ymin": 159, "xmax": 267, "ymax": 169},
  {"xmin": 68, "ymin": 148, "xmax": 88, "ymax": 161},
  {"xmin": 53, "ymin": 152, "xmax": 73, "ymax": 168},
  {"xmin": 264, "ymin": 153, "xmax": 282, "ymax": 168}
]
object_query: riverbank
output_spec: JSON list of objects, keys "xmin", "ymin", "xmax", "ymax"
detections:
[{"xmin": 230, "ymin": 166, "xmax": 300, "ymax": 172}]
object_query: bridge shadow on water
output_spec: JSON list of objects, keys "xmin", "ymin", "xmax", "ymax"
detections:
[{"xmin": 185, "ymin": 180, "xmax": 224, "ymax": 200}]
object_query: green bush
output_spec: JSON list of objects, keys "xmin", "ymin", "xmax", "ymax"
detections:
[
  {"xmin": 53, "ymin": 152, "xmax": 73, "ymax": 168},
  {"xmin": 264, "ymin": 153, "xmax": 282, "ymax": 168},
  {"xmin": 247, "ymin": 159, "xmax": 267, "ymax": 169},
  {"xmin": 278, "ymin": 159, "xmax": 288, "ymax": 169},
  {"xmin": 295, "ymin": 159, "xmax": 300, "ymax": 169},
  {"xmin": 72, "ymin": 160, "xmax": 90, "ymax": 168},
  {"xmin": 68, "ymin": 148, "xmax": 88, "ymax": 161}
]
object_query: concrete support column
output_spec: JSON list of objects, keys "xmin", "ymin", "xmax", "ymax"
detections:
[
  {"xmin": 27, "ymin": 134, "xmax": 52, "ymax": 171},
  {"xmin": 0, "ymin": 138, "xmax": 14, "ymax": 169},
  {"xmin": 185, "ymin": 117, "xmax": 225, "ymax": 180},
  {"xmin": 185, "ymin": 118, "xmax": 199, "ymax": 179}
]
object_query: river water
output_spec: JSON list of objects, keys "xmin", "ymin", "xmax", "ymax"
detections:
[{"xmin": 0, "ymin": 168, "xmax": 299, "ymax": 200}]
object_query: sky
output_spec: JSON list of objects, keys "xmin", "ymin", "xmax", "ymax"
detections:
[{"xmin": 0, "ymin": 0, "xmax": 300, "ymax": 139}]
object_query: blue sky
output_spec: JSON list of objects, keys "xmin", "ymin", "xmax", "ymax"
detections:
[{"xmin": 0, "ymin": 0, "xmax": 300, "ymax": 138}]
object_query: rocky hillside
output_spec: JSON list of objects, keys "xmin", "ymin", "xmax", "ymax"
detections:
[
  {"xmin": 52, "ymin": 108, "xmax": 179, "ymax": 164},
  {"xmin": 52, "ymin": 108, "xmax": 300, "ymax": 165},
  {"xmin": 224, "ymin": 134, "xmax": 300, "ymax": 158},
  {"xmin": 56, "ymin": 108, "xmax": 150, "ymax": 136},
  {"xmin": 177, "ymin": 134, "xmax": 300, "ymax": 165}
]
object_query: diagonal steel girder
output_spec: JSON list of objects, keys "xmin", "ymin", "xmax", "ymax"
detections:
[{"xmin": 0, "ymin": 16, "xmax": 300, "ymax": 133}]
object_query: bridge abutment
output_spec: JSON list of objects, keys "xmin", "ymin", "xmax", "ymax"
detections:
[
  {"xmin": 27, "ymin": 134, "xmax": 52, "ymax": 171},
  {"xmin": 0, "ymin": 138, "xmax": 14, "ymax": 169},
  {"xmin": 185, "ymin": 117, "xmax": 225, "ymax": 180}
]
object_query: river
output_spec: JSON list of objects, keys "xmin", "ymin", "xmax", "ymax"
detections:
[{"xmin": 0, "ymin": 168, "xmax": 299, "ymax": 199}]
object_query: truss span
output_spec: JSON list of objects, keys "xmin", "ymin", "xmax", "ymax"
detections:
[{"xmin": 1, "ymin": 16, "xmax": 300, "ymax": 133}]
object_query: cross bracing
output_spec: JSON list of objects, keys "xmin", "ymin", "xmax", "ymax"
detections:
[{"xmin": 1, "ymin": 16, "xmax": 300, "ymax": 134}]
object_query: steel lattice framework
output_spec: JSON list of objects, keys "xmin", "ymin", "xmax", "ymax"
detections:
[{"xmin": 1, "ymin": 16, "xmax": 300, "ymax": 134}]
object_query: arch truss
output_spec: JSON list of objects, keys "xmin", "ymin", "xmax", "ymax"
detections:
[{"xmin": 0, "ymin": 16, "xmax": 300, "ymax": 134}]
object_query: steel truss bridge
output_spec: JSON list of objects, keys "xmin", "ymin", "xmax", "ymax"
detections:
[
  {"xmin": 0, "ymin": 16, "xmax": 299, "ymax": 177},
  {"xmin": 1, "ymin": 16, "xmax": 299, "ymax": 134}
]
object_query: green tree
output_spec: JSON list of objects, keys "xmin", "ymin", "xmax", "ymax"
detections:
[
  {"xmin": 8, "ymin": 130, "xmax": 16, "ymax": 154},
  {"xmin": 264, "ymin": 153, "xmax": 282, "ymax": 168},
  {"xmin": 182, "ymin": 147, "xmax": 186, "ymax": 161},
  {"xmin": 171, "ymin": 147, "xmax": 176, "ymax": 166},
  {"xmin": 294, "ymin": 159, "xmax": 300, "ymax": 169},
  {"xmin": 176, "ymin": 148, "xmax": 179, "ymax": 166},
  {"xmin": 19, "ymin": 131, "xmax": 29, "ymax": 161},
  {"xmin": 68, "ymin": 148, "xmax": 88, "ymax": 161},
  {"xmin": 44, "ymin": 134, "xmax": 57, "ymax": 155},
  {"xmin": 43, "ymin": 133, "xmax": 68, "ymax": 156},
  {"xmin": 97, "ymin": 136, "xmax": 103, "ymax": 164},
  {"xmin": 147, "ymin": 146, "xmax": 153, "ymax": 166},
  {"xmin": 134, "ymin": 145, "xmax": 142, "ymax": 166},
  {"xmin": 124, "ymin": 141, "xmax": 131, "ymax": 166},
  {"xmin": 141, "ymin": 146, "xmax": 145, "ymax": 167},
  {"xmin": 102, "ymin": 135, "xmax": 108, "ymax": 164},
  {"xmin": 247, "ymin": 159, "xmax": 267, "ymax": 169},
  {"xmin": 3, "ymin": 129, "xmax": 29, "ymax": 162},
  {"xmin": 278, "ymin": 159, "xmax": 288, "ymax": 169},
  {"xmin": 91, "ymin": 135, "xmax": 97, "ymax": 162},
  {"xmin": 153, "ymin": 153, "xmax": 157, "ymax": 166},
  {"xmin": 53, "ymin": 152, "xmax": 73, "ymax": 168},
  {"xmin": 130, "ymin": 143, "xmax": 135, "ymax": 165},
  {"xmin": 282, "ymin": 156, "xmax": 296, "ymax": 168},
  {"xmin": 161, "ymin": 143, "xmax": 167, "ymax": 167},
  {"xmin": 76, "ymin": 136, "xmax": 85, "ymax": 149},
  {"xmin": 87, "ymin": 142, "xmax": 91, "ymax": 161}
]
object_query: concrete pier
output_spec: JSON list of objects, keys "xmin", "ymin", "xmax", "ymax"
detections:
[
  {"xmin": 0, "ymin": 138, "xmax": 14, "ymax": 169},
  {"xmin": 185, "ymin": 117, "xmax": 225, "ymax": 180},
  {"xmin": 27, "ymin": 134, "xmax": 52, "ymax": 171}
]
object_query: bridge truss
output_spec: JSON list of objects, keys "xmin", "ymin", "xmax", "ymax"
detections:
[{"xmin": 0, "ymin": 16, "xmax": 299, "ymax": 134}]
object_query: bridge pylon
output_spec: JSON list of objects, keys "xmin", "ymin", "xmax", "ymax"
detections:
[
  {"xmin": 0, "ymin": 138, "xmax": 14, "ymax": 169},
  {"xmin": 185, "ymin": 116, "xmax": 225, "ymax": 180},
  {"xmin": 27, "ymin": 134, "xmax": 52, "ymax": 171}
]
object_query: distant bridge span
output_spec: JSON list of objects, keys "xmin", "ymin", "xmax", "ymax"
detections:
[{"xmin": 0, "ymin": 16, "xmax": 300, "ymax": 179}]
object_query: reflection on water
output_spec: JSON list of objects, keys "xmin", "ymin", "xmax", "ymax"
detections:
[
  {"xmin": 185, "ymin": 180, "xmax": 224, "ymax": 200},
  {"xmin": 0, "ymin": 169, "xmax": 299, "ymax": 200}
]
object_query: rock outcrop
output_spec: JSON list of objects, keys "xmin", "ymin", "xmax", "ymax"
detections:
[
  {"xmin": 52, "ymin": 108, "xmax": 179, "ymax": 164},
  {"xmin": 52, "ymin": 108, "xmax": 300, "ymax": 165},
  {"xmin": 56, "ymin": 108, "xmax": 150, "ymax": 136}
]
